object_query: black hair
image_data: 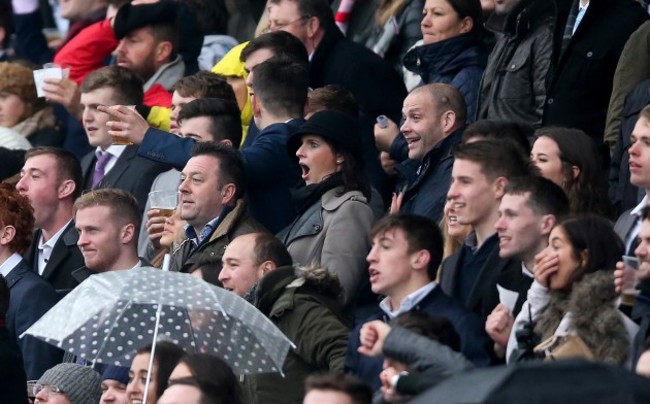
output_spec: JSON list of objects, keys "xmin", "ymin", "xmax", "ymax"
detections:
[
  {"xmin": 191, "ymin": 142, "xmax": 247, "ymax": 199},
  {"xmin": 453, "ymin": 139, "xmax": 532, "ymax": 181},
  {"xmin": 462, "ymin": 119, "xmax": 532, "ymax": 154},
  {"xmin": 178, "ymin": 98, "xmax": 242, "ymax": 147},
  {"xmin": 240, "ymin": 30, "xmax": 308, "ymax": 65},
  {"xmin": 135, "ymin": 341, "xmax": 186, "ymax": 399},
  {"xmin": 534, "ymin": 127, "xmax": 614, "ymax": 219},
  {"xmin": 370, "ymin": 214, "xmax": 444, "ymax": 281},
  {"xmin": 252, "ymin": 58, "xmax": 308, "ymax": 119},
  {"xmin": 558, "ymin": 215, "xmax": 624, "ymax": 284},
  {"xmin": 505, "ymin": 175, "xmax": 570, "ymax": 219},
  {"xmin": 390, "ymin": 311, "xmax": 461, "ymax": 352}
]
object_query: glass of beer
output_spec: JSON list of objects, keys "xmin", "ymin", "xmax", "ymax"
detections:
[
  {"xmin": 621, "ymin": 255, "xmax": 640, "ymax": 306},
  {"xmin": 109, "ymin": 105, "xmax": 137, "ymax": 145},
  {"xmin": 149, "ymin": 190, "xmax": 178, "ymax": 217}
]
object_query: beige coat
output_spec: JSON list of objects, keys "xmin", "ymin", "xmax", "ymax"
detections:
[{"xmin": 278, "ymin": 187, "xmax": 375, "ymax": 307}]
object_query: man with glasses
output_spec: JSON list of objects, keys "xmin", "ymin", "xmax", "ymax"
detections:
[
  {"xmin": 34, "ymin": 363, "xmax": 102, "ymax": 404},
  {"xmin": 267, "ymin": 0, "xmax": 407, "ymax": 198}
]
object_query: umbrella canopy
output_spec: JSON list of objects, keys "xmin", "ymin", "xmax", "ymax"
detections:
[
  {"xmin": 23, "ymin": 267, "xmax": 293, "ymax": 375},
  {"xmin": 411, "ymin": 360, "xmax": 650, "ymax": 404}
]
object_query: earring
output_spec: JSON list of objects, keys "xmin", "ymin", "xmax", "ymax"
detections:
[{"xmin": 337, "ymin": 158, "xmax": 344, "ymax": 164}]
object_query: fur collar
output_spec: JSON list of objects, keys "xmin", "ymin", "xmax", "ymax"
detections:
[{"xmin": 535, "ymin": 270, "xmax": 629, "ymax": 365}]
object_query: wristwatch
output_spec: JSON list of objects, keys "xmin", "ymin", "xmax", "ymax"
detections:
[{"xmin": 389, "ymin": 370, "xmax": 410, "ymax": 389}]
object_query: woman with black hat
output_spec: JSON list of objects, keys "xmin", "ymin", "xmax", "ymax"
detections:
[{"xmin": 278, "ymin": 110, "xmax": 376, "ymax": 310}]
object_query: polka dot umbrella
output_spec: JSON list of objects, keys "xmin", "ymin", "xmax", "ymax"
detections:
[{"xmin": 22, "ymin": 266, "xmax": 294, "ymax": 375}]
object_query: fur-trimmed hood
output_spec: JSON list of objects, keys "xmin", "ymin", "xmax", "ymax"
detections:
[
  {"xmin": 254, "ymin": 265, "xmax": 343, "ymax": 318},
  {"xmin": 535, "ymin": 270, "xmax": 631, "ymax": 365}
]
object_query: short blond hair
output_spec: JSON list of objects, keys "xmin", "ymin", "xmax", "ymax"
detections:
[{"xmin": 73, "ymin": 188, "xmax": 140, "ymax": 229}]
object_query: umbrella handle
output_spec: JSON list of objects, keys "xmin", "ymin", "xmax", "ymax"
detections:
[
  {"xmin": 144, "ymin": 257, "xmax": 168, "ymax": 403},
  {"xmin": 143, "ymin": 303, "xmax": 163, "ymax": 404},
  {"xmin": 162, "ymin": 254, "xmax": 171, "ymax": 271}
]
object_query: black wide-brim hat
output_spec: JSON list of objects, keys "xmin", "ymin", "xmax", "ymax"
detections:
[
  {"xmin": 113, "ymin": 2, "xmax": 179, "ymax": 40},
  {"xmin": 287, "ymin": 110, "xmax": 362, "ymax": 160}
]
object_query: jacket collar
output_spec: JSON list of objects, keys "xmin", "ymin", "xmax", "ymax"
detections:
[
  {"xmin": 485, "ymin": 0, "xmax": 556, "ymax": 36},
  {"xmin": 206, "ymin": 199, "xmax": 247, "ymax": 243},
  {"xmin": 144, "ymin": 55, "xmax": 186, "ymax": 92},
  {"xmin": 321, "ymin": 187, "xmax": 367, "ymax": 211},
  {"xmin": 309, "ymin": 25, "xmax": 343, "ymax": 85},
  {"xmin": 403, "ymin": 34, "xmax": 484, "ymax": 77},
  {"xmin": 254, "ymin": 266, "xmax": 297, "ymax": 317}
]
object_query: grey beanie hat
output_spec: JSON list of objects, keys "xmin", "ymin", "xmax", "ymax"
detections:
[{"xmin": 38, "ymin": 363, "xmax": 102, "ymax": 404}]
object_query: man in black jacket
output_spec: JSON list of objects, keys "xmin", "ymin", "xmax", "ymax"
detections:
[
  {"xmin": 266, "ymin": 0, "xmax": 407, "ymax": 197},
  {"xmin": 542, "ymin": 0, "xmax": 647, "ymax": 146},
  {"xmin": 345, "ymin": 214, "xmax": 494, "ymax": 391},
  {"xmin": 391, "ymin": 83, "xmax": 466, "ymax": 223},
  {"xmin": 17, "ymin": 147, "xmax": 85, "ymax": 295},
  {"xmin": 477, "ymin": 0, "xmax": 556, "ymax": 127},
  {"xmin": 440, "ymin": 140, "xmax": 532, "ymax": 320}
]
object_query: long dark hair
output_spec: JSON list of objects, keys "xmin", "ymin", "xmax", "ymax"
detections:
[
  {"xmin": 329, "ymin": 143, "xmax": 371, "ymax": 200},
  {"xmin": 135, "ymin": 341, "xmax": 185, "ymax": 399},
  {"xmin": 558, "ymin": 215, "xmax": 624, "ymax": 284},
  {"xmin": 535, "ymin": 128, "xmax": 614, "ymax": 219},
  {"xmin": 176, "ymin": 353, "xmax": 245, "ymax": 404}
]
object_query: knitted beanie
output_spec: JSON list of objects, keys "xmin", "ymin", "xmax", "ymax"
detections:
[
  {"xmin": 38, "ymin": 363, "xmax": 102, "ymax": 404},
  {"xmin": 101, "ymin": 365, "xmax": 130, "ymax": 385}
]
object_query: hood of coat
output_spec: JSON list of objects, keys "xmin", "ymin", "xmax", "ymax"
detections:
[{"xmin": 254, "ymin": 265, "xmax": 343, "ymax": 316}]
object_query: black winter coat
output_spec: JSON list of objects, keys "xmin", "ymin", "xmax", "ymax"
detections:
[
  {"xmin": 543, "ymin": 0, "xmax": 648, "ymax": 144},
  {"xmin": 478, "ymin": 0, "xmax": 556, "ymax": 127}
]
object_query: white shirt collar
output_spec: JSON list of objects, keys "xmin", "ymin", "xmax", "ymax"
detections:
[
  {"xmin": 631, "ymin": 195, "xmax": 648, "ymax": 217},
  {"xmin": 38, "ymin": 219, "xmax": 72, "ymax": 250},
  {"xmin": 521, "ymin": 262, "xmax": 534, "ymax": 278},
  {"xmin": 37, "ymin": 220, "xmax": 72, "ymax": 275},
  {"xmin": 0, "ymin": 253, "xmax": 24, "ymax": 278},
  {"xmin": 379, "ymin": 282, "xmax": 436, "ymax": 319},
  {"xmin": 95, "ymin": 145, "xmax": 127, "ymax": 175}
]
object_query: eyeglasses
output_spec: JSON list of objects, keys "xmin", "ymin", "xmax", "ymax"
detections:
[
  {"xmin": 33, "ymin": 384, "xmax": 65, "ymax": 397},
  {"xmin": 265, "ymin": 16, "xmax": 310, "ymax": 32}
]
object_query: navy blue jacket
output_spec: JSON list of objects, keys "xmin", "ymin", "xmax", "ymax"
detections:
[
  {"xmin": 440, "ymin": 236, "xmax": 531, "ymax": 320},
  {"xmin": 138, "ymin": 120, "xmax": 304, "ymax": 233},
  {"xmin": 344, "ymin": 286, "xmax": 494, "ymax": 390},
  {"xmin": 5, "ymin": 259, "xmax": 63, "ymax": 379},
  {"xmin": 396, "ymin": 128, "xmax": 463, "ymax": 223},
  {"xmin": 404, "ymin": 34, "xmax": 486, "ymax": 121}
]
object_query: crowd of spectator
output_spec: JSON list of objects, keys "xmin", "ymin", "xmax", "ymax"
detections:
[{"xmin": 2, "ymin": 0, "xmax": 650, "ymax": 403}]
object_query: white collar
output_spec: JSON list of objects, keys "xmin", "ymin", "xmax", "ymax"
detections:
[
  {"xmin": 38, "ymin": 219, "xmax": 72, "ymax": 249},
  {"xmin": 95, "ymin": 144, "xmax": 127, "ymax": 158},
  {"xmin": 0, "ymin": 253, "xmax": 24, "ymax": 278},
  {"xmin": 379, "ymin": 282, "xmax": 436, "ymax": 319},
  {"xmin": 631, "ymin": 195, "xmax": 648, "ymax": 217}
]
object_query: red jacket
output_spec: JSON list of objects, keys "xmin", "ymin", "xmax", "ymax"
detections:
[
  {"xmin": 144, "ymin": 84, "xmax": 172, "ymax": 108},
  {"xmin": 54, "ymin": 19, "xmax": 118, "ymax": 85}
]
